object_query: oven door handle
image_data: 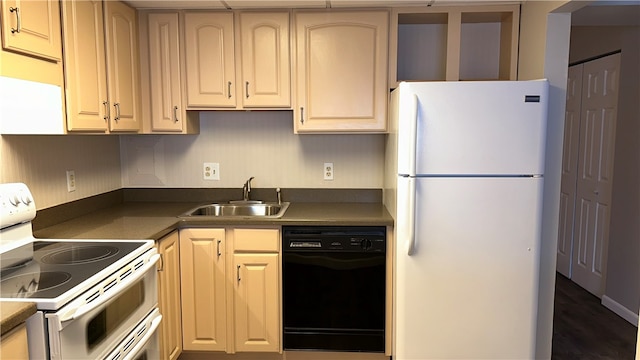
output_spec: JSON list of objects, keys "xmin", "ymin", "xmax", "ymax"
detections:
[
  {"xmin": 56, "ymin": 254, "xmax": 160, "ymax": 326},
  {"xmin": 122, "ymin": 312, "xmax": 162, "ymax": 360}
]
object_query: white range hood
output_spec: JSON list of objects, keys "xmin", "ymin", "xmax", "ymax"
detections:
[{"xmin": 0, "ymin": 77, "xmax": 64, "ymax": 135}]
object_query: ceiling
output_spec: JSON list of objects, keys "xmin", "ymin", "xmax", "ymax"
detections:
[
  {"xmin": 124, "ymin": 0, "xmax": 640, "ymax": 27},
  {"xmin": 124, "ymin": 0, "xmax": 521, "ymax": 9},
  {"xmin": 572, "ymin": 3, "xmax": 640, "ymax": 26}
]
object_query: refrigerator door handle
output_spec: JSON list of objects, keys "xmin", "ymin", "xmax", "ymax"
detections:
[
  {"xmin": 407, "ymin": 176, "xmax": 417, "ymax": 256},
  {"xmin": 408, "ymin": 94, "xmax": 419, "ymax": 177}
]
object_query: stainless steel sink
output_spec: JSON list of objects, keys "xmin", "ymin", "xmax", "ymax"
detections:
[{"xmin": 180, "ymin": 202, "xmax": 290, "ymax": 218}]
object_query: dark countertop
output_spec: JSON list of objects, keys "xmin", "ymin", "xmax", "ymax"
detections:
[
  {"xmin": 34, "ymin": 201, "xmax": 394, "ymax": 241},
  {"xmin": 1, "ymin": 302, "xmax": 36, "ymax": 336},
  {"xmin": 34, "ymin": 202, "xmax": 196, "ymax": 240},
  {"xmin": 5, "ymin": 201, "xmax": 391, "ymax": 333}
]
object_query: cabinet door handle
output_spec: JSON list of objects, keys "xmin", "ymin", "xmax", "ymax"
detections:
[
  {"xmin": 216, "ymin": 239, "xmax": 221, "ymax": 258},
  {"xmin": 245, "ymin": 81, "xmax": 249, "ymax": 99},
  {"xmin": 157, "ymin": 254, "xmax": 164, "ymax": 272},
  {"xmin": 173, "ymin": 105, "xmax": 179, "ymax": 122},
  {"xmin": 114, "ymin": 103, "xmax": 121, "ymax": 121},
  {"xmin": 103, "ymin": 101, "xmax": 110, "ymax": 121},
  {"xmin": 227, "ymin": 81, "xmax": 232, "ymax": 99},
  {"xmin": 9, "ymin": 7, "xmax": 20, "ymax": 34},
  {"xmin": 236, "ymin": 265, "xmax": 241, "ymax": 282},
  {"xmin": 300, "ymin": 107, "xmax": 304, "ymax": 124}
]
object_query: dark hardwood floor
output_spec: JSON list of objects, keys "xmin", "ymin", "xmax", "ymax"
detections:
[{"xmin": 552, "ymin": 273, "xmax": 638, "ymax": 359}]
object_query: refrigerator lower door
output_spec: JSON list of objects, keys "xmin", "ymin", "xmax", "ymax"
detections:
[{"xmin": 395, "ymin": 176, "xmax": 543, "ymax": 359}]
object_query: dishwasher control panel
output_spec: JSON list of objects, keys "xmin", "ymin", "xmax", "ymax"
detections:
[
  {"xmin": 289, "ymin": 241, "xmax": 322, "ymax": 248},
  {"xmin": 283, "ymin": 226, "xmax": 386, "ymax": 253}
]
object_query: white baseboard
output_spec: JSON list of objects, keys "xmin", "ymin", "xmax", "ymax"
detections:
[{"xmin": 602, "ymin": 295, "xmax": 639, "ymax": 327}]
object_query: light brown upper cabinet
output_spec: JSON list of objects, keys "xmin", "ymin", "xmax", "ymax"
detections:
[
  {"xmin": 137, "ymin": 11, "xmax": 199, "ymax": 134},
  {"xmin": 184, "ymin": 12, "xmax": 235, "ymax": 108},
  {"xmin": 1, "ymin": 0, "xmax": 62, "ymax": 61},
  {"xmin": 293, "ymin": 11, "xmax": 389, "ymax": 133},
  {"xmin": 238, "ymin": 12, "xmax": 290, "ymax": 108},
  {"xmin": 61, "ymin": 0, "xmax": 108, "ymax": 131},
  {"xmin": 104, "ymin": 1, "xmax": 141, "ymax": 131},
  {"xmin": 184, "ymin": 11, "xmax": 290, "ymax": 109},
  {"xmin": 62, "ymin": 0, "xmax": 141, "ymax": 132},
  {"xmin": 389, "ymin": 5, "xmax": 519, "ymax": 87},
  {"xmin": 147, "ymin": 12, "xmax": 184, "ymax": 132},
  {"xmin": 0, "ymin": 0, "xmax": 65, "ymax": 135}
]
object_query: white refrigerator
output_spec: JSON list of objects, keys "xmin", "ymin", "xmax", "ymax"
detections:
[{"xmin": 384, "ymin": 80, "xmax": 549, "ymax": 359}]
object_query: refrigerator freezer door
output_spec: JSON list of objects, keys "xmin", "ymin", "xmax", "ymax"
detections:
[
  {"xmin": 396, "ymin": 80, "xmax": 548, "ymax": 176},
  {"xmin": 395, "ymin": 176, "xmax": 543, "ymax": 359}
]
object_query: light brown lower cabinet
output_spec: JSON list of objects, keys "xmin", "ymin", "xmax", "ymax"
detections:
[
  {"xmin": 0, "ymin": 323, "xmax": 29, "ymax": 359},
  {"xmin": 157, "ymin": 231, "xmax": 183, "ymax": 360},
  {"xmin": 180, "ymin": 228, "xmax": 227, "ymax": 351},
  {"xmin": 179, "ymin": 227, "xmax": 281, "ymax": 354},
  {"xmin": 232, "ymin": 231, "xmax": 280, "ymax": 352}
]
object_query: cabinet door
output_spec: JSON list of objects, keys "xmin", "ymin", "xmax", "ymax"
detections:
[
  {"xmin": 239, "ymin": 12, "xmax": 290, "ymax": 108},
  {"xmin": 157, "ymin": 231, "xmax": 183, "ymax": 360},
  {"xmin": 233, "ymin": 253, "xmax": 280, "ymax": 352},
  {"xmin": 148, "ymin": 13, "xmax": 183, "ymax": 132},
  {"xmin": 1, "ymin": 0, "xmax": 61, "ymax": 61},
  {"xmin": 104, "ymin": 0, "xmax": 140, "ymax": 132},
  {"xmin": 294, "ymin": 11, "xmax": 388, "ymax": 133},
  {"xmin": 0, "ymin": 323, "xmax": 28, "ymax": 358},
  {"xmin": 180, "ymin": 228, "xmax": 227, "ymax": 351},
  {"xmin": 184, "ymin": 12, "xmax": 235, "ymax": 108},
  {"xmin": 61, "ymin": 0, "xmax": 109, "ymax": 132}
]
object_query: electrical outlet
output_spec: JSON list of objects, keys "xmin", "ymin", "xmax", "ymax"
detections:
[
  {"xmin": 324, "ymin": 162, "xmax": 334, "ymax": 180},
  {"xmin": 203, "ymin": 162, "xmax": 220, "ymax": 180},
  {"xmin": 66, "ymin": 170, "xmax": 76, "ymax": 192}
]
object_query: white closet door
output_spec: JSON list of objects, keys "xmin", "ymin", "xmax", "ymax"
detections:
[
  {"xmin": 556, "ymin": 64, "xmax": 583, "ymax": 278},
  {"xmin": 571, "ymin": 53, "xmax": 620, "ymax": 297}
]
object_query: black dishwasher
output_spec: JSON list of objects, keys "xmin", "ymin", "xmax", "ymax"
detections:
[{"xmin": 282, "ymin": 226, "xmax": 386, "ymax": 352}]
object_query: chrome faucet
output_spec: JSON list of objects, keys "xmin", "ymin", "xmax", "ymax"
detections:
[{"xmin": 242, "ymin": 177, "xmax": 254, "ymax": 201}]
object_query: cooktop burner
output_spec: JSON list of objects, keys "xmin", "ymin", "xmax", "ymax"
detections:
[
  {"xmin": 39, "ymin": 245, "xmax": 120, "ymax": 265},
  {"xmin": 0, "ymin": 241, "xmax": 145, "ymax": 301},
  {"xmin": 1, "ymin": 271, "xmax": 72, "ymax": 298}
]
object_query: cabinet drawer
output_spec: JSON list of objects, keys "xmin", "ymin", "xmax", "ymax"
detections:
[{"xmin": 233, "ymin": 228, "xmax": 279, "ymax": 252}]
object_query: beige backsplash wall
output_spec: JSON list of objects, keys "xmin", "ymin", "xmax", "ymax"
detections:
[
  {"xmin": 0, "ymin": 135, "xmax": 122, "ymax": 210},
  {"xmin": 120, "ymin": 111, "xmax": 385, "ymax": 189},
  {"xmin": 1, "ymin": 112, "xmax": 384, "ymax": 209}
]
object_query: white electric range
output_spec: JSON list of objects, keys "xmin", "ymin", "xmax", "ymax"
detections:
[{"xmin": 0, "ymin": 183, "xmax": 161, "ymax": 360}]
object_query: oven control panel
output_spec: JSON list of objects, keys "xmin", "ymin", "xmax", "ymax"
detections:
[{"xmin": 0, "ymin": 182, "xmax": 36, "ymax": 229}]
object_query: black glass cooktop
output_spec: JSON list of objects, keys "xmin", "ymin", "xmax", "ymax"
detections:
[{"xmin": 0, "ymin": 241, "xmax": 144, "ymax": 300}]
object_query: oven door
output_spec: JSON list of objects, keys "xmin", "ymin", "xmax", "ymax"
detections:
[
  {"xmin": 103, "ymin": 308, "xmax": 162, "ymax": 360},
  {"xmin": 45, "ymin": 252, "xmax": 159, "ymax": 360}
]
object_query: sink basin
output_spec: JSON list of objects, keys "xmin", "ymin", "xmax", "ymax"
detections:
[{"xmin": 181, "ymin": 202, "xmax": 290, "ymax": 218}]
